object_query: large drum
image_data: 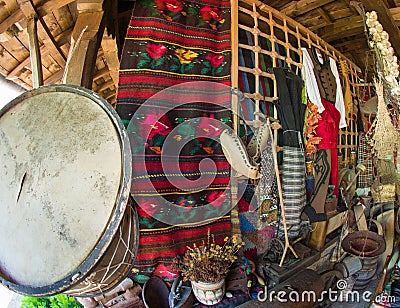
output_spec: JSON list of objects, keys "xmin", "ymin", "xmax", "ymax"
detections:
[{"xmin": 0, "ymin": 84, "xmax": 138, "ymax": 297}]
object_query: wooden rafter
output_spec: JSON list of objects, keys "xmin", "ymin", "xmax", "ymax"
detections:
[
  {"xmin": 0, "ymin": 0, "xmax": 74, "ymax": 36},
  {"xmin": 63, "ymin": 0, "xmax": 105, "ymax": 87},
  {"xmin": 37, "ymin": 0, "xmax": 76, "ymax": 16},
  {"xmin": 318, "ymin": 15, "xmax": 365, "ymax": 42},
  {"xmin": 101, "ymin": 30, "xmax": 119, "ymax": 89},
  {"xmin": 44, "ymin": 69, "xmax": 63, "ymax": 85},
  {"xmin": 0, "ymin": 10, "xmax": 24, "ymax": 34},
  {"xmin": 282, "ymin": 0, "xmax": 335, "ymax": 18},
  {"xmin": 26, "ymin": 16, "xmax": 43, "ymax": 87},
  {"xmin": 7, "ymin": 28, "xmax": 72, "ymax": 79},
  {"xmin": 315, "ymin": 7, "xmax": 400, "ymax": 41},
  {"xmin": 343, "ymin": 0, "xmax": 360, "ymax": 15},
  {"xmin": 93, "ymin": 67, "xmax": 110, "ymax": 81},
  {"xmin": 17, "ymin": 0, "xmax": 67, "ymax": 68},
  {"xmin": 317, "ymin": 7, "xmax": 333, "ymax": 23}
]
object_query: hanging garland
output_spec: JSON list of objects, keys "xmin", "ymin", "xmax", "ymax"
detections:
[
  {"xmin": 366, "ymin": 11, "xmax": 400, "ymax": 97},
  {"xmin": 364, "ymin": 11, "xmax": 400, "ymax": 159}
]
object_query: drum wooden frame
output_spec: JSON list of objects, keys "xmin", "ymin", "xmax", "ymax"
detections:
[{"xmin": 0, "ymin": 84, "xmax": 138, "ymax": 296}]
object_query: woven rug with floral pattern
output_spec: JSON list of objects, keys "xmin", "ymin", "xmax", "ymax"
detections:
[{"xmin": 116, "ymin": 0, "xmax": 233, "ymax": 282}]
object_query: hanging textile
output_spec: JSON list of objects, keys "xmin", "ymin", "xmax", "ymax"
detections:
[
  {"xmin": 302, "ymin": 47, "xmax": 344, "ymax": 201},
  {"xmin": 357, "ymin": 132, "xmax": 374, "ymax": 188},
  {"xmin": 116, "ymin": 0, "xmax": 232, "ymax": 282},
  {"xmin": 301, "ymin": 47, "xmax": 346, "ymax": 129},
  {"xmin": 237, "ymin": 138, "xmax": 278, "ymax": 262},
  {"xmin": 272, "ymin": 67, "xmax": 306, "ymax": 239}
]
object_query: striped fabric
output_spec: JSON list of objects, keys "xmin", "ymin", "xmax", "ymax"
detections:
[
  {"xmin": 277, "ymin": 146, "xmax": 306, "ymax": 239},
  {"xmin": 116, "ymin": 0, "xmax": 233, "ymax": 281},
  {"xmin": 357, "ymin": 132, "xmax": 374, "ymax": 188}
]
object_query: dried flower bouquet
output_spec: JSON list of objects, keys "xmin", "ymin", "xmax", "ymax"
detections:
[{"xmin": 172, "ymin": 232, "xmax": 244, "ymax": 283}]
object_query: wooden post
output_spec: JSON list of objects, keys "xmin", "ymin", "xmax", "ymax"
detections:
[
  {"xmin": 26, "ymin": 16, "xmax": 43, "ymax": 88},
  {"xmin": 63, "ymin": 0, "xmax": 104, "ymax": 87}
]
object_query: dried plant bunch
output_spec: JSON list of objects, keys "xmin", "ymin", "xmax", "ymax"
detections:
[
  {"xmin": 366, "ymin": 11, "xmax": 400, "ymax": 97},
  {"xmin": 172, "ymin": 232, "xmax": 244, "ymax": 283}
]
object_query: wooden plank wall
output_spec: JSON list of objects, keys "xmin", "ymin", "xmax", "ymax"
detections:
[{"xmin": 233, "ymin": 0, "xmax": 361, "ymax": 165}]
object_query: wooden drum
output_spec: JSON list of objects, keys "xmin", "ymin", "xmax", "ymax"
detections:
[{"xmin": 0, "ymin": 84, "xmax": 138, "ymax": 297}]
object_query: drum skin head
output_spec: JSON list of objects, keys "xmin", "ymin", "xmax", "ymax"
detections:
[{"xmin": 0, "ymin": 85, "xmax": 130, "ymax": 295}]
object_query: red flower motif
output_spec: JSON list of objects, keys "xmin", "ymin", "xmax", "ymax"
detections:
[
  {"xmin": 146, "ymin": 43, "xmax": 167, "ymax": 59},
  {"xmin": 207, "ymin": 191, "xmax": 227, "ymax": 207},
  {"xmin": 138, "ymin": 198, "xmax": 159, "ymax": 217},
  {"xmin": 206, "ymin": 54, "xmax": 224, "ymax": 67},
  {"xmin": 200, "ymin": 7, "xmax": 223, "ymax": 22},
  {"xmin": 155, "ymin": 0, "xmax": 183, "ymax": 13}
]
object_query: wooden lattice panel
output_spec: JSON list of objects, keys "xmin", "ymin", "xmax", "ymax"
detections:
[{"xmin": 232, "ymin": 0, "xmax": 362, "ymax": 164}]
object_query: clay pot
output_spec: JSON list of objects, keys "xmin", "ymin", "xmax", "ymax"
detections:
[{"xmin": 191, "ymin": 279, "xmax": 225, "ymax": 305}]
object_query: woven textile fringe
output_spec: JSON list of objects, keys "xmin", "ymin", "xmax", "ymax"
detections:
[{"xmin": 277, "ymin": 146, "xmax": 306, "ymax": 239}]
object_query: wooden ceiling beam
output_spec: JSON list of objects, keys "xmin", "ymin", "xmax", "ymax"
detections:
[
  {"xmin": 17, "ymin": 0, "xmax": 67, "ymax": 68},
  {"xmin": 101, "ymin": 30, "xmax": 119, "ymax": 89},
  {"xmin": 7, "ymin": 28, "xmax": 72, "ymax": 79},
  {"xmin": 95, "ymin": 78, "xmax": 114, "ymax": 92},
  {"xmin": 282, "ymin": 0, "xmax": 335, "ymax": 18},
  {"xmin": 26, "ymin": 16, "xmax": 43, "ymax": 88},
  {"xmin": 360, "ymin": 0, "xmax": 400, "ymax": 59},
  {"xmin": 334, "ymin": 36, "xmax": 369, "ymax": 50},
  {"xmin": 37, "ymin": 0, "xmax": 76, "ymax": 16},
  {"xmin": 0, "ymin": 0, "xmax": 75, "ymax": 36},
  {"xmin": 63, "ymin": 0, "xmax": 105, "ymax": 87},
  {"xmin": 43, "ymin": 69, "xmax": 63, "ymax": 85},
  {"xmin": 93, "ymin": 67, "xmax": 109, "ymax": 80},
  {"xmin": 0, "ymin": 10, "xmax": 24, "ymax": 34},
  {"xmin": 318, "ymin": 15, "xmax": 365, "ymax": 42},
  {"xmin": 314, "ymin": 7, "xmax": 400, "ymax": 35},
  {"xmin": 317, "ymin": 7, "xmax": 333, "ymax": 24},
  {"xmin": 342, "ymin": 0, "xmax": 360, "ymax": 15}
]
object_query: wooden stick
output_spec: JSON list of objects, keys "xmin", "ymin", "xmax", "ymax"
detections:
[
  {"xmin": 26, "ymin": 16, "xmax": 43, "ymax": 88},
  {"xmin": 268, "ymin": 122, "xmax": 298, "ymax": 266}
]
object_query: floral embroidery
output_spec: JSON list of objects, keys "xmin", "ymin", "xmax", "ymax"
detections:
[
  {"xmin": 176, "ymin": 196, "xmax": 196, "ymax": 207},
  {"xmin": 199, "ymin": 7, "xmax": 225, "ymax": 30},
  {"xmin": 202, "ymin": 53, "xmax": 226, "ymax": 75},
  {"xmin": 207, "ymin": 54, "xmax": 224, "ymax": 67},
  {"xmin": 140, "ymin": 0, "xmax": 227, "ymax": 30},
  {"xmin": 172, "ymin": 48, "xmax": 199, "ymax": 73},
  {"xmin": 175, "ymin": 48, "xmax": 198, "ymax": 64},
  {"xmin": 131, "ymin": 41, "xmax": 228, "ymax": 76},
  {"xmin": 155, "ymin": 0, "xmax": 184, "ymax": 21},
  {"xmin": 207, "ymin": 191, "xmax": 227, "ymax": 207},
  {"xmin": 135, "ymin": 43, "xmax": 168, "ymax": 69},
  {"xmin": 147, "ymin": 43, "xmax": 167, "ymax": 59},
  {"xmin": 197, "ymin": 115, "xmax": 221, "ymax": 138},
  {"xmin": 155, "ymin": 0, "xmax": 183, "ymax": 13}
]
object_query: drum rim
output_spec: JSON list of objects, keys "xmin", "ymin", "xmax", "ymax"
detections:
[
  {"xmin": 0, "ymin": 84, "xmax": 132, "ymax": 296},
  {"xmin": 66, "ymin": 198, "xmax": 140, "ymax": 297}
]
